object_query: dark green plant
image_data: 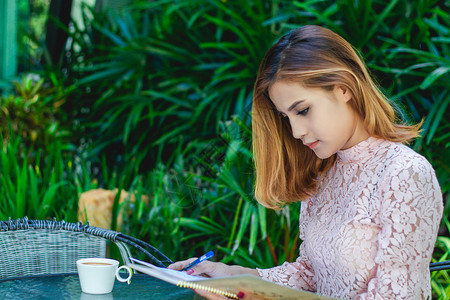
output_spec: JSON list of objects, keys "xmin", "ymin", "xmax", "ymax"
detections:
[
  {"xmin": 0, "ymin": 74, "xmax": 70, "ymax": 157},
  {"xmin": 17, "ymin": 0, "xmax": 50, "ymax": 73},
  {"xmin": 0, "ymin": 128, "xmax": 77, "ymax": 220},
  {"xmin": 55, "ymin": 0, "xmax": 287, "ymax": 171}
]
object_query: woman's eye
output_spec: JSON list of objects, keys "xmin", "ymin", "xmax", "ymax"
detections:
[{"xmin": 296, "ymin": 107, "xmax": 309, "ymax": 116}]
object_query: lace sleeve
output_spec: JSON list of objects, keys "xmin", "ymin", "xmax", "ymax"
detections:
[
  {"xmin": 256, "ymin": 240, "xmax": 316, "ymax": 292},
  {"xmin": 356, "ymin": 156, "xmax": 443, "ymax": 299}
]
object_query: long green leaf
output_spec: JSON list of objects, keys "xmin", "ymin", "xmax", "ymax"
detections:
[
  {"xmin": 420, "ymin": 66, "xmax": 450, "ymax": 89},
  {"xmin": 426, "ymin": 94, "xmax": 449, "ymax": 145},
  {"xmin": 232, "ymin": 202, "xmax": 254, "ymax": 254}
]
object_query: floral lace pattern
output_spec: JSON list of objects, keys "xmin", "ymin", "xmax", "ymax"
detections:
[{"xmin": 257, "ymin": 137, "xmax": 443, "ymax": 299}]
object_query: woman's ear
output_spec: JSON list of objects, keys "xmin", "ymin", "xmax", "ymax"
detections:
[{"xmin": 334, "ymin": 85, "xmax": 353, "ymax": 103}]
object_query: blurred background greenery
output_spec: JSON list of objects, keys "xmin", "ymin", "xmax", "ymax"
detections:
[{"xmin": 0, "ymin": 0, "xmax": 449, "ymax": 297}]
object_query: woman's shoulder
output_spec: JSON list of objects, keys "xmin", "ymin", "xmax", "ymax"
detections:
[
  {"xmin": 371, "ymin": 138, "xmax": 432, "ymax": 170},
  {"xmin": 372, "ymin": 139, "xmax": 441, "ymax": 194},
  {"xmin": 363, "ymin": 138, "xmax": 440, "ymax": 191},
  {"xmin": 337, "ymin": 137, "xmax": 428, "ymax": 169},
  {"xmin": 374, "ymin": 139, "xmax": 443, "ymax": 215}
]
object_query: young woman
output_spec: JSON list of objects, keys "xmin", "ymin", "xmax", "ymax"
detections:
[{"xmin": 169, "ymin": 25, "xmax": 443, "ymax": 299}]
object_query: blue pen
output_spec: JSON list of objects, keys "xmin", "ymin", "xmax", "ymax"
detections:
[{"xmin": 181, "ymin": 250, "xmax": 214, "ymax": 271}]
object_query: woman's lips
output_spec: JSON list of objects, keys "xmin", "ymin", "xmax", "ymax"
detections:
[{"xmin": 305, "ymin": 141, "xmax": 319, "ymax": 150}]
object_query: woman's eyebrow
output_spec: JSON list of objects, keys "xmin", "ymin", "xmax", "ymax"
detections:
[{"xmin": 288, "ymin": 100, "xmax": 305, "ymax": 112}]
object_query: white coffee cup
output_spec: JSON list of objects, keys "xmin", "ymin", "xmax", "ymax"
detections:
[{"xmin": 76, "ymin": 258, "xmax": 133, "ymax": 294}]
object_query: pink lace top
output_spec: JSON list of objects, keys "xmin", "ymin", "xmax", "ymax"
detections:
[{"xmin": 257, "ymin": 137, "xmax": 443, "ymax": 299}]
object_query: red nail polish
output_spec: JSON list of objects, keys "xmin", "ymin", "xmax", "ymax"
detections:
[
  {"xmin": 237, "ymin": 291, "xmax": 245, "ymax": 298},
  {"xmin": 186, "ymin": 269, "xmax": 194, "ymax": 275}
]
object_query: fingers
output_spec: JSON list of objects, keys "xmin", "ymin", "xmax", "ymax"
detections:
[
  {"xmin": 167, "ymin": 257, "xmax": 223, "ymax": 276},
  {"xmin": 167, "ymin": 257, "xmax": 198, "ymax": 271},
  {"xmin": 189, "ymin": 261, "xmax": 234, "ymax": 278},
  {"xmin": 169, "ymin": 259, "xmax": 224, "ymax": 277}
]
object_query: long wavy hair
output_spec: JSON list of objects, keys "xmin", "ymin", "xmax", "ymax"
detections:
[{"xmin": 252, "ymin": 25, "xmax": 421, "ymax": 209}]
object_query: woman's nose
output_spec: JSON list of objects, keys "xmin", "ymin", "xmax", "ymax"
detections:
[{"xmin": 290, "ymin": 119, "xmax": 307, "ymax": 140}]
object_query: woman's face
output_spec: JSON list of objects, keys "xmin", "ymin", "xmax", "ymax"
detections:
[{"xmin": 268, "ymin": 81, "xmax": 369, "ymax": 159}]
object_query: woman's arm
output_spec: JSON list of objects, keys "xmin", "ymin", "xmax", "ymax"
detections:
[
  {"xmin": 356, "ymin": 156, "xmax": 443, "ymax": 299},
  {"xmin": 256, "ymin": 240, "xmax": 316, "ymax": 292}
]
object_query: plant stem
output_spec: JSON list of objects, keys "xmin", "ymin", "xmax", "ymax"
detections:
[
  {"xmin": 265, "ymin": 236, "xmax": 278, "ymax": 266},
  {"xmin": 227, "ymin": 196, "xmax": 243, "ymax": 250}
]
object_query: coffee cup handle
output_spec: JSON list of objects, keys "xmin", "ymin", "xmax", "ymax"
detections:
[{"xmin": 116, "ymin": 265, "xmax": 133, "ymax": 284}]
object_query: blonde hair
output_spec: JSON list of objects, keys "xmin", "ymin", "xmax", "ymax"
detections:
[{"xmin": 252, "ymin": 25, "xmax": 421, "ymax": 209}]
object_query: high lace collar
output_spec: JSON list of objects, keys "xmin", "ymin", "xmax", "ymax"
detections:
[{"xmin": 336, "ymin": 136, "xmax": 386, "ymax": 164}]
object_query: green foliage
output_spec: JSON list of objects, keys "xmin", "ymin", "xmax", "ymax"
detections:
[
  {"xmin": 56, "ymin": 0, "xmax": 282, "ymax": 171},
  {"xmin": 0, "ymin": 130, "xmax": 77, "ymax": 220},
  {"xmin": 0, "ymin": 74, "xmax": 69, "ymax": 156},
  {"xmin": 17, "ymin": 0, "xmax": 51, "ymax": 72}
]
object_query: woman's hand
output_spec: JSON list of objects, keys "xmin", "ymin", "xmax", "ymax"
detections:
[
  {"xmin": 168, "ymin": 258, "xmax": 260, "ymax": 278},
  {"xmin": 168, "ymin": 258, "xmax": 234, "ymax": 277}
]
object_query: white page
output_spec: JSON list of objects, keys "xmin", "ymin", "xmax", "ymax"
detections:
[{"xmin": 129, "ymin": 258, "xmax": 207, "ymax": 284}]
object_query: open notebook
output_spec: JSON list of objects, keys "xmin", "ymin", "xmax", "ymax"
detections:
[{"xmin": 127, "ymin": 258, "xmax": 337, "ymax": 299}]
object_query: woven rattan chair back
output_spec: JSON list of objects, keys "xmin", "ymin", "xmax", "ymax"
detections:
[
  {"xmin": 0, "ymin": 217, "xmax": 173, "ymax": 280},
  {"xmin": 1, "ymin": 229, "xmax": 106, "ymax": 278}
]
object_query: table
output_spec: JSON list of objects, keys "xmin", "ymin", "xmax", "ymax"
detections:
[{"xmin": 0, "ymin": 273, "xmax": 201, "ymax": 299}]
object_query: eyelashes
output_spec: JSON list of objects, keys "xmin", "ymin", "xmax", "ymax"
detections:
[
  {"xmin": 273, "ymin": 106, "xmax": 311, "ymax": 121},
  {"xmin": 276, "ymin": 107, "xmax": 310, "ymax": 119},
  {"xmin": 296, "ymin": 107, "xmax": 309, "ymax": 116}
]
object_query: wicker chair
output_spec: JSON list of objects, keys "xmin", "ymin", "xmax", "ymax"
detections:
[{"xmin": 0, "ymin": 217, "xmax": 173, "ymax": 280}]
